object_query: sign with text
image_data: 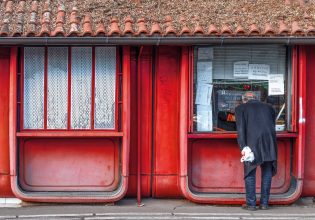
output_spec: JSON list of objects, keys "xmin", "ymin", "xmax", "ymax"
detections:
[
  {"xmin": 268, "ymin": 74, "xmax": 284, "ymax": 95},
  {"xmin": 234, "ymin": 61, "xmax": 249, "ymax": 78},
  {"xmin": 248, "ymin": 64, "xmax": 270, "ymax": 80}
]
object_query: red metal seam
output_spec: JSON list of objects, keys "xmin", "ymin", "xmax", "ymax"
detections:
[
  {"xmin": 115, "ymin": 46, "xmax": 119, "ymax": 131},
  {"xmin": 9, "ymin": 47, "xmax": 18, "ymax": 176},
  {"xmin": 44, "ymin": 47, "xmax": 48, "ymax": 129},
  {"xmin": 20, "ymin": 48, "xmax": 24, "ymax": 131},
  {"xmin": 91, "ymin": 47, "xmax": 95, "ymax": 129},
  {"xmin": 137, "ymin": 46, "xmax": 143, "ymax": 205},
  {"xmin": 67, "ymin": 47, "xmax": 71, "ymax": 130}
]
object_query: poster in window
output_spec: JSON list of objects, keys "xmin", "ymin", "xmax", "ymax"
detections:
[
  {"xmin": 233, "ymin": 61, "xmax": 249, "ymax": 78},
  {"xmin": 197, "ymin": 61, "xmax": 212, "ymax": 83},
  {"xmin": 198, "ymin": 47, "xmax": 213, "ymax": 60},
  {"xmin": 196, "ymin": 104, "xmax": 213, "ymax": 131},
  {"xmin": 268, "ymin": 74, "xmax": 284, "ymax": 95},
  {"xmin": 248, "ymin": 64, "xmax": 270, "ymax": 80},
  {"xmin": 195, "ymin": 84, "xmax": 213, "ymax": 106}
]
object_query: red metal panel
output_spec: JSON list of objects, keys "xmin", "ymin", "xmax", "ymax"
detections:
[
  {"xmin": 19, "ymin": 138, "xmax": 119, "ymax": 191},
  {"xmin": 127, "ymin": 47, "xmax": 152, "ymax": 197},
  {"xmin": 302, "ymin": 46, "xmax": 315, "ymax": 196},
  {"xmin": 153, "ymin": 46, "xmax": 181, "ymax": 197},
  {"xmin": 188, "ymin": 139, "xmax": 291, "ymax": 194},
  {"xmin": 0, "ymin": 48, "xmax": 13, "ymax": 197}
]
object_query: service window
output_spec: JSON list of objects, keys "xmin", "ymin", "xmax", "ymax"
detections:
[
  {"xmin": 22, "ymin": 47, "xmax": 117, "ymax": 130},
  {"xmin": 193, "ymin": 45, "xmax": 290, "ymax": 132}
]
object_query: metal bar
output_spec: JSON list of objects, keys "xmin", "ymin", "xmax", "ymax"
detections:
[
  {"xmin": 2, "ymin": 37, "xmax": 315, "ymax": 45},
  {"xmin": 137, "ymin": 46, "xmax": 143, "ymax": 206}
]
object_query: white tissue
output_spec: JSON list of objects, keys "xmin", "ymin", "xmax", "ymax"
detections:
[{"xmin": 240, "ymin": 146, "xmax": 255, "ymax": 162}]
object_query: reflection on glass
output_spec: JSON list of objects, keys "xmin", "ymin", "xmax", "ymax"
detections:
[
  {"xmin": 24, "ymin": 47, "xmax": 45, "ymax": 129},
  {"xmin": 47, "ymin": 47, "xmax": 68, "ymax": 129},
  {"xmin": 71, "ymin": 47, "xmax": 92, "ymax": 129}
]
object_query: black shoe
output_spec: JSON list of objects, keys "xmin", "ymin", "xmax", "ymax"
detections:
[
  {"xmin": 242, "ymin": 204, "xmax": 257, "ymax": 211},
  {"xmin": 259, "ymin": 204, "xmax": 269, "ymax": 210}
]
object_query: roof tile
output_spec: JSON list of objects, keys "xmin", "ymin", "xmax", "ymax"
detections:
[
  {"xmin": 0, "ymin": 0, "xmax": 315, "ymax": 38},
  {"xmin": 108, "ymin": 17, "xmax": 120, "ymax": 36}
]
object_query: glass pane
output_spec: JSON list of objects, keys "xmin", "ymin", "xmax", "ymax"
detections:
[
  {"xmin": 193, "ymin": 45, "xmax": 288, "ymax": 132},
  {"xmin": 23, "ymin": 47, "xmax": 45, "ymax": 129},
  {"xmin": 71, "ymin": 47, "xmax": 92, "ymax": 129},
  {"xmin": 47, "ymin": 47, "xmax": 68, "ymax": 129},
  {"xmin": 95, "ymin": 47, "xmax": 116, "ymax": 129}
]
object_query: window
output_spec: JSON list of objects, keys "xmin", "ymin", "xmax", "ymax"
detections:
[
  {"xmin": 193, "ymin": 45, "xmax": 289, "ymax": 132},
  {"xmin": 23, "ymin": 47, "xmax": 117, "ymax": 130}
]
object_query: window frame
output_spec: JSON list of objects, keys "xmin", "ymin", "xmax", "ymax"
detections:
[
  {"xmin": 20, "ymin": 46, "xmax": 120, "ymax": 132},
  {"xmin": 189, "ymin": 45, "xmax": 294, "ymax": 134}
]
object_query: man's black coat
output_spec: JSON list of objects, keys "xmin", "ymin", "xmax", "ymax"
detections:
[{"xmin": 235, "ymin": 99, "xmax": 277, "ymax": 178}]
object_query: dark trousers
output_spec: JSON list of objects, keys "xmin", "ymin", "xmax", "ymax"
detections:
[{"xmin": 245, "ymin": 161, "xmax": 273, "ymax": 207}]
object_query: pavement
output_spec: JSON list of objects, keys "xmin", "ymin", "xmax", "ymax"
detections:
[{"xmin": 0, "ymin": 197, "xmax": 315, "ymax": 220}]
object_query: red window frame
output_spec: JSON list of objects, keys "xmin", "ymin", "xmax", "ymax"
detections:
[{"xmin": 20, "ymin": 46, "xmax": 120, "ymax": 132}]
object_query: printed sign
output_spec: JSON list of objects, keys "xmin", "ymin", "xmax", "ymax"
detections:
[
  {"xmin": 198, "ymin": 47, "xmax": 213, "ymax": 60},
  {"xmin": 197, "ymin": 61, "xmax": 212, "ymax": 83},
  {"xmin": 234, "ymin": 61, "xmax": 249, "ymax": 78},
  {"xmin": 248, "ymin": 64, "xmax": 270, "ymax": 80},
  {"xmin": 268, "ymin": 74, "xmax": 284, "ymax": 95}
]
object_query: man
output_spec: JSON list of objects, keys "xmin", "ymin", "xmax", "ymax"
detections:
[{"xmin": 235, "ymin": 91, "xmax": 277, "ymax": 211}]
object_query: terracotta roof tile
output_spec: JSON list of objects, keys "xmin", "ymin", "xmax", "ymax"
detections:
[
  {"xmin": 208, "ymin": 24, "xmax": 219, "ymax": 36},
  {"xmin": 248, "ymin": 24, "xmax": 260, "ymax": 36},
  {"xmin": 1, "ymin": 0, "xmax": 315, "ymax": 38}
]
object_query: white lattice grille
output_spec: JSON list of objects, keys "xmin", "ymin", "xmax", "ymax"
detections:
[
  {"xmin": 23, "ymin": 47, "xmax": 45, "ymax": 129},
  {"xmin": 71, "ymin": 47, "xmax": 92, "ymax": 129},
  {"xmin": 95, "ymin": 47, "xmax": 116, "ymax": 129},
  {"xmin": 47, "ymin": 47, "xmax": 68, "ymax": 129}
]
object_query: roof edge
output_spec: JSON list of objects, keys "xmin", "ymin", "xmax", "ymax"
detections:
[{"xmin": 0, "ymin": 37, "xmax": 314, "ymax": 46}]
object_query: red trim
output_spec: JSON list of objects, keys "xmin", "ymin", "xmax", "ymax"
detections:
[
  {"xmin": 16, "ymin": 131, "xmax": 123, "ymax": 137},
  {"xmin": 189, "ymin": 47, "xmax": 194, "ymax": 133},
  {"xmin": 187, "ymin": 132, "xmax": 298, "ymax": 139},
  {"xmin": 44, "ymin": 47, "xmax": 48, "ymax": 129},
  {"xmin": 20, "ymin": 48, "xmax": 24, "ymax": 131},
  {"xmin": 291, "ymin": 47, "xmax": 298, "ymax": 132},
  {"xmin": 115, "ymin": 47, "xmax": 120, "ymax": 131},
  {"xmin": 137, "ymin": 46, "xmax": 143, "ymax": 205},
  {"xmin": 67, "ymin": 47, "xmax": 71, "ymax": 130},
  {"xmin": 91, "ymin": 47, "xmax": 95, "ymax": 129}
]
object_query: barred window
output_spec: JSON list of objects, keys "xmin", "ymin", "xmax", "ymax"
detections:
[{"xmin": 23, "ymin": 47, "xmax": 117, "ymax": 130}]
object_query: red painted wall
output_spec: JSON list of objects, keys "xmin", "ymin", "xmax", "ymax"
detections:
[
  {"xmin": 0, "ymin": 48, "xmax": 13, "ymax": 197},
  {"xmin": 153, "ymin": 46, "xmax": 181, "ymax": 197}
]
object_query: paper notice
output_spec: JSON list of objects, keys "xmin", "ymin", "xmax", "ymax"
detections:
[
  {"xmin": 195, "ymin": 84, "xmax": 213, "ymax": 106},
  {"xmin": 268, "ymin": 74, "xmax": 284, "ymax": 95},
  {"xmin": 198, "ymin": 47, "xmax": 213, "ymax": 60},
  {"xmin": 196, "ymin": 104, "xmax": 213, "ymax": 131},
  {"xmin": 248, "ymin": 64, "xmax": 270, "ymax": 80},
  {"xmin": 197, "ymin": 61, "xmax": 212, "ymax": 83},
  {"xmin": 234, "ymin": 61, "xmax": 249, "ymax": 78}
]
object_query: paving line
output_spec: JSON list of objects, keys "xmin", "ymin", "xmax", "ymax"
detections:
[
  {"xmin": 0, "ymin": 216, "xmax": 16, "ymax": 219},
  {"xmin": 95, "ymin": 213, "xmax": 171, "ymax": 216},
  {"xmin": 18, "ymin": 214, "xmax": 94, "ymax": 218},
  {"xmin": 85, "ymin": 217, "xmax": 240, "ymax": 220}
]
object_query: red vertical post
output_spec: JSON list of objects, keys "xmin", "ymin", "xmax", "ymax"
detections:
[
  {"xmin": 122, "ymin": 46, "xmax": 131, "ymax": 177},
  {"xmin": 9, "ymin": 47, "xmax": 18, "ymax": 177},
  {"xmin": 296, "ymin": 46, "xmax": 306, "ymax": 180},
  {"xmin": 179, "ymin": 47, "xmax": 189, "ymax": 179},
  {"xmin": 137, "ymin": 46, "xmax": 143, "ymax": 205}
]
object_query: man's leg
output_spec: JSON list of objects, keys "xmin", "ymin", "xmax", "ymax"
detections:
[
  {"xmin": 244, "ymin": 168, "xmax": 257, "ymax": 207},
  {"xmin": 260, "ymin": 161, "xmax": 273, "ymax": 207}
]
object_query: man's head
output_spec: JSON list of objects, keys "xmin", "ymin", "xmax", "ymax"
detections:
[{"xmin": 242, "ymin": 91, "xmax": 257, "ymax": 103}]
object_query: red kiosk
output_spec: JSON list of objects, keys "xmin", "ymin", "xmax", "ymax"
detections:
[{"xmin": 0, "ymin": 0, "xmax": 315, "ymax": 205}]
